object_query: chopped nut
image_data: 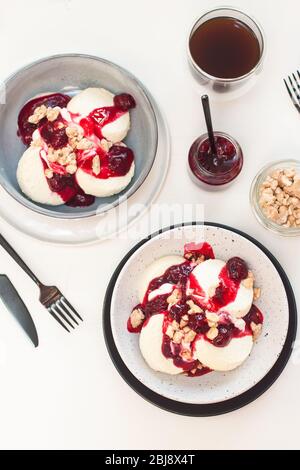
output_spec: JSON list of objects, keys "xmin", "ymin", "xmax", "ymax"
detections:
[
  {"xmin": 51, "ymin": 145, "xmax": 74, "ymax": 166},
  {"xmin": 206, "ymin": 327, "xmax": 219, "ymax": 340},
  {"xmin": 44, "ymin": 168, "xmax": 53, "ymax": 179},
  {"xmin": 183, "ymin": 326, "xmax": 191, "ymax": 333},
  {"xmin": 290, "ymin": 196, "xmax": 300, "ymax": 207},
  {"xmin": 47, "ymin": 149, "xmax": 58, "ymax": 162},
  {"xmin": 180, "ymin": 318, "xmax": 188, "ymax": 329},
  {"xmin": 167, "ymin": 288, "xmax": 181, "ymax": 306},
  {"xmin": 66, "ymin": 125, "xmax": 84, "ymax": 140},
  {"xmin": 263, "ymin": 205, "xmax": 279, "ymax": 221},
  {"xmin": 69, "ymin": 138, "xmax": 78, "ymax": 149},
  {"xmin": 28, "ymin": 115, "xmax": 39, "ymax": 125},
  {"xmin": 260, "ymin": 168, "xmax": 300, "ymax": 227},
  {"xmin": 92, "ymin": 155, "xmax": 101, "ymax": 175},
  {"xmin": 46, "ymin": 106, "xmax": 60, "ymax": 122},
  {"xmin": 130, "ymin": 308, "xmax": 145, "ymax": 329},
  {"xmin": 271, "ymin": 169, "xmax": 283, "ymax": 180},
  {"xmin": 173, "ymin": 330, "xmax": 184, "ymax": 344},
  {"xmin": 279, "ymin": 174, "xmax": 293, "ymax": 188},
  {"xmin": 253, "ymin": 287, "xmax": 261, "ymax": 301},
  {"xmin": 284, "ymin": 168, "xmax": 296, "ymax": 178},
  {"xmin": 66, "ymin": 164, "xmax": 77, "ymax": 175},
  {"xmin": 66, "ymin": 126, "xmax": 78, "ymax": 138},
  {"xmin": 181, "ymin": 349, "xmax": 193, "ymax": 361},
  {"xmin": 242, "ymin": 277, "xmax": 254, "ymax": 289},
  {"xmin": 66, "ymin": 152, "xmax": 76, "ymax": 164},
  {"xmin": 171, "ymin": 320, "xmax": 179, "ymax": 331},
  {"xmin": 259, "ymin": 188, "xmax": 276, "ymax": 206},
  {"xmin": 179, "ymin": 314, "xmax": 189, "ymax": 328},
  {"xmin": 28, "ymin": 105, "xmax": 47, "ymax": 124},
  {"xmin": 76, "ymin": 138, "xmax": 94, "ymax": 150},
  {"xmin": 184, "ymin": 252, "xmax": 205, "ymax": 264},
  {"xmin": 184, "ymin": 330, "xmax": 196, "ymax": 343},
  {"xmin": 251, "ymin": 322, "xmax": 262, "ymax": 341},
  {"xmin": 186, "ymin": 299, "xmax": 202, "ymax": 314},
  {"xmin": 232, "ymin": 317, "xmax": 246, "ymax": 331},
  {"xmin": 286, "ymin": 179, "xmax": 300, "ymax": 199},
  {"xmin": 206, "ymin": 311, "xmax": 219, "ymax": 323},
  {"xmin": 166, "ymin": 325, "xmax": 174, "ymax": 339},
  {"xmin": 100, "ymin": 138, "xmax": 112, "ymax": 152}
]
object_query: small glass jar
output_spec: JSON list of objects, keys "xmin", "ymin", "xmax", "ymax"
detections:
[
  {"xmin": 250, "ymin": 159, "xmax": 300, "ymax": 237},
  {"xmin": 188, "ymin": 131, "xmax": 243, "ymax": 190},
  {"xmin": 187, "ymin": 7, "xmax": 265, "ymax": 98}
]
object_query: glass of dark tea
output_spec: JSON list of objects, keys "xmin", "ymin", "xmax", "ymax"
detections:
[{"xmin": 188, "ymin": 7, "xmax": 265, "ymax": 95}]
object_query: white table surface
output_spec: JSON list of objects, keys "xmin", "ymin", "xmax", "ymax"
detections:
[{"xmin": 0, "ymin": 0, "xmax": 299, "ymax": 450}]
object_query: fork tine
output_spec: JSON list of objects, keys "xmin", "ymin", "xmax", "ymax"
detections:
[
  {"xmin": 288, "ymin": 76, "xmax": 300, "ymax": 102},
  {"xmin": 54, "ymin": 302, "xmax": 76, "ymax": 329},
  {"xmin": 284, "ymin": 78, "xmax": 300, "ymax": 112},
  {"xmin": 48, "ymin": 307, "xmax": 70, "ymax": 332},
  {"xmin": 292, "ymin": 73, "xmax": 300, "ymax": 92},
  {"xmin": 61, "ymin": 297, "xmax": 83, "ymax": 321},
  {"xmin": 56, "ymin": 299, "xmax": 79, "ymax": 325}
]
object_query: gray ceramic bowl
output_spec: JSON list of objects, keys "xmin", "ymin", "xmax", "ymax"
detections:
[{"xmin": 0, "ymin": 54, "xmax": 158, "ymax": 219}]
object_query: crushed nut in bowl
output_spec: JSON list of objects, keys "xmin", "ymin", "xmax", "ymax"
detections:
[{"xmin": 250, "ymin": 160, "xmax": 300, "ymax": 236}]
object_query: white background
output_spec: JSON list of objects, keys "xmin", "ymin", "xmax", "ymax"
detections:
[{"xmin": 0, "ymin": 0, "xmax": 299, "ymax": 450}]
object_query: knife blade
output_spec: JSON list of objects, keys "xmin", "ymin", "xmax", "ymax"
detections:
[{"xmin": 0, "ymin": 274, "xmax": 38, "ymax": 347}]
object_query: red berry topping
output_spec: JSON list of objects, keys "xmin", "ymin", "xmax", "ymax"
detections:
[
  {"xmin": 113, "ymin": 93, "xmax": 136, "ymax": 111},
  {"xmin": 47, "ymin": 174, "xmax": 72, "ymax": 193},
  {"xmin": 66, "ymin": 192, "xmax": 95, "ymax": 207},
  {"xmin": 212, "ymin": 324, "xmax": 234, "ymax": 347},
  {"xmin": 226, "ymin": 257, "xmax": 248, "ymax": 282},
  {"xmin": 188, "ymin": 313, "xmax": 209, "ymax": 334},
  {"xmin": 108, "ymin": 145, "xmax": 134, "ymax": 176},
  {"xmin": 40, "ymin": 121, "xmax": 68, "ymax": 150}
]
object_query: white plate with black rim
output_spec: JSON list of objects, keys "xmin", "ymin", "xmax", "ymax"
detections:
[{"xmin": 103, "ymin": 222, "xmax": 297, "ymax": 416}]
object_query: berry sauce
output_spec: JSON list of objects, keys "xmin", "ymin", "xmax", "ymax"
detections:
[
  {"xmin": 188, "ymin": 134, "xmax": 243, "ymax": 187},
  {"xmin": 78, "ymin": 145, "xmax": 134, "ymax": 179},
  {"xmin": 127, "ymin": 242, "xmax": 264, "ymax": 377},
  {"xmin": 80, "ymin": 93, "xmax": 136, "ymax": 140},
  {"xmin": 189, "ymin": 257, "xmax": 250, "ymax": 313},
  {"xmin": 244, "ymin": 304, "xmax": 264, "ymax": 327},
  {"xmin": 17, "ymin": 93, "xmax": 71, "ymax": 145},
  {"xmin": 41, "ymin": 159, "xmax": 95, "ymax": 206}
]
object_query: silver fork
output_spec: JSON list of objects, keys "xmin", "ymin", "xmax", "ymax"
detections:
[
  {"xmin": 0, "ymin": 234, "xmax": 82, "ymax": 332},
  {"xmin": 284, "ymin": 71, "xmax": 300, "ymax": 113}
]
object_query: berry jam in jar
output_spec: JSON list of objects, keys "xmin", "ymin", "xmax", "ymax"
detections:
[{"xmin": 188, "ymin": 132, "xmax": 243, "ymax": 189}]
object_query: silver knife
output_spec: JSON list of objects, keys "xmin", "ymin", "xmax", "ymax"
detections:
[{"xmin": 0, "ymin": 274, "xmax": 38, "ymax": 347}]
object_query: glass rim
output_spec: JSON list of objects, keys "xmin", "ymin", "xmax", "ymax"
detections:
[{"xmin": 187, "ymin": 6, "xmax": 266, "ymax": 83}]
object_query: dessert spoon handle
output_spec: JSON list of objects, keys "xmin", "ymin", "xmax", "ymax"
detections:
[{"xmin": 0, "ymin": 233, "xmax": 42, "ymax": 287}]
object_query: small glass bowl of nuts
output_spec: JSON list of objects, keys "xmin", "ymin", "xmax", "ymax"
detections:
[{"xmin": 250, "ymin": 160, "xmax": 300, "ymax": 236}]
